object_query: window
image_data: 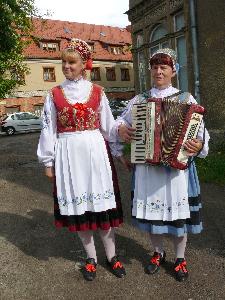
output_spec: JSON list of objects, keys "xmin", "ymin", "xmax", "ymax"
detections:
[
  {"xmin": 121, "ymin": 68, "xmax": 130, "ymax": 81},
  {"xmin": 88, "ymin": 43, "xmax": 95, "ymax": 52},
  {"xmin": 42, "ymin": 42, "xmax": 58, "ymax": 52},
  {"xmin": 136, "ymin": 33, "xmax": 144, "ymax": 48},
  {"xmin": 138, "ymin": 51, "xmax": 147, "ymax": 92},
  {"xmin": 106, "ymin": 68, "xmax": 116, "ymax": 81},
  {"xmin": 29, "ymin": 114, "xmax": 39, "ymax": 119},
  {"xmin": 176, "ymin": 35, "xmax": 188, "ymax": 91},
  {"xmin": 16, "ymin": 113, "xmax": 38, "ymax": 120},
  {"xmin": 109, "ymin": 46, "xmax": 123, "ymax": 55},
  {"xmin": 149, "ymin": 24, "xmax": 169, "ymax": 56},
  {"xmin": 33, "ymin": 104, "xmax": 44, "ymax": 117},
  {"xmin": 15, "ymin": 113, "xmax": 28, "ymax": 120},
  {"xmin": 43, "ymin": 67, "xmax": 56, "ymax": 82},
  {"xmin": 5, "ymin": 106, "xmax": 20, "ymax": 114},
  {"xmin": 151, "ymin": 25, "xmax": 168, "ymax": 42},
  {"xmin": 174, "ymin": 12, "xmax": 185, "ymax": 32},
  {"xmin": 91, "ymin": 67, "xmax": 101, "ymax": 81}
]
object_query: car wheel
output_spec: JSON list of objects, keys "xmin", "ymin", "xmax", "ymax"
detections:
[{"xmin": 5, "ymin": 126, "xmax": 15, "ymax": 136}]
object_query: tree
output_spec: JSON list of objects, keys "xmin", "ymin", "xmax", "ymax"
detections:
[{"xmin": 0, "ymin": 0, "xmax": 45, "ymax": 98}]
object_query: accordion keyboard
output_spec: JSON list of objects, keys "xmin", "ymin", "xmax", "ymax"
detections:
[{"xmin": 131, "ymin": 103, "xmax": 147, "ymax": 163}]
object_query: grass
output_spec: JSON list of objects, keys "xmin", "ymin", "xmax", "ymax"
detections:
[
  {"xmin": 195, "ymin": 153, "xmax": 225, "ymax": 185},
  {"xmin": 122, "ymin": 143, "xmax": 225, "ymax": 185}
]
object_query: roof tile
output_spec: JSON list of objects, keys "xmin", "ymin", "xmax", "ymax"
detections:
[{"xmin": 23, "ymin": 18, "xmax": 132, "ymax": 61}]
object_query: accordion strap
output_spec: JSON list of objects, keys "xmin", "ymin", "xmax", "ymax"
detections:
[
  {"xmin": 163, "ymin": 91, "xmax": 183, "ymax": 100},
  {"xmin": 162, "ymin": 91, "xmax": 192, "ymax": 104}
]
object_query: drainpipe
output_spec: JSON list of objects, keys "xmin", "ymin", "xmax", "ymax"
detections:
[{"xmin": 189, "ymin": 0, "xmax": 200, "ymax": 102}]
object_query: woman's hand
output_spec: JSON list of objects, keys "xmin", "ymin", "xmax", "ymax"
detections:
[
  {"xmin": 45, "ymin": 166, "xmax": 55, "ymax": 181},
  {"xmin": 117, "ymin": 156, "xmax": 133, "ymax": 172},
  {"xmin": 183, "ymin": 138, "xmax": 203, "ymax": 156},
  {"xmin": 118, "ymin": 124, "xmax": 136, "ymax": 143}
]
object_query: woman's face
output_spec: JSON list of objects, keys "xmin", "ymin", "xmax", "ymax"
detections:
[
  {"xmin": 62, "ymin": 54, "xmax": 84, "ymax": 80},
  {"xmin": 151, "ymin": 64, "xmax": 176, "ymax": 89}
]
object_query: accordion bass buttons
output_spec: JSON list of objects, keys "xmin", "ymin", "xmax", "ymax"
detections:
[{"xmin": 177, "ymin": 112, "xmax": 204, "ymax": 165}]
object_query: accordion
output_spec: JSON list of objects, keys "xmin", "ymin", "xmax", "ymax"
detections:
[{"xmin": 131, "ymin": 94, "xmax": 205, "ymax": 170}]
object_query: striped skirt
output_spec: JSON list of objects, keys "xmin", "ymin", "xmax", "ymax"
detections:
[{"xmin": 132, "ymin": 162, "xmax": 203, "ymax": 237}]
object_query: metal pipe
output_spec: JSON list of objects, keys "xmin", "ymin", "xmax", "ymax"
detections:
[{"xmin": 189, "ymin": 0, "xmax": 200, "ymax": 102}]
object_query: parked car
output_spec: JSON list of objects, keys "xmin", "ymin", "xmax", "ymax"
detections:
[{"xmin": 0, "ymin": 112, "xmax": 42, "ymax": 135}]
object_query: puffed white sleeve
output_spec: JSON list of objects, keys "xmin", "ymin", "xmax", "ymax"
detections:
[
  {"xmin": 108, "ymin": 95, "xmax": 141, "ymax": 157},
  {"xmin": 188, "ymin": 95, "xmax": 210, "ymax": 158},
  {"xmin": 37, "ymin": 93, "xmax": 57, "ymax": 167},
  {"xmin": 99, "ymin": 91, "xmax": 127, "ymax": 157},
  {"xmin": 99, "ymin": 91, "xmax": 117, "ymax": 142}
]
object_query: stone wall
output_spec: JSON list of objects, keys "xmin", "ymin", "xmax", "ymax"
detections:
[{"xmin": 196, "ymin": 0, "xmax": 225, "ymax": 131}]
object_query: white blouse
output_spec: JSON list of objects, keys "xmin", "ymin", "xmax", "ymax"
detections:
[{"xmin": 37, "ymin": 78, "xmax": 118, "ymax": 167}]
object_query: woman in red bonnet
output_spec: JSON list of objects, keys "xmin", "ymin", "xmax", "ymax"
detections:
[{"xmin": 37, "ymin": 38, "xmax": 126, "ymax": 281}]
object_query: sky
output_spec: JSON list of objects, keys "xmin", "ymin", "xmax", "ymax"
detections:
[{"xmin": 35, "ymin": 0, "xmax": 130, "ymax": 28}]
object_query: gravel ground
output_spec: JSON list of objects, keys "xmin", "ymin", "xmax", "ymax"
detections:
[{"xmin": 0, "ymin": 132, "xmax": 224, "ymax": 300}]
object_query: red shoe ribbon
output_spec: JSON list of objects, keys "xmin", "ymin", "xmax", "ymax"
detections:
[
  {"xmin": 85, "ymin": 263, "xmax": 96, "ymax": 273},
  {"xmin": 150, "ymin": 255, "xmax": 161, "ymax": 266},
  {"xmin": 112, "ymin": 261, "xmax": 123, "ymax": 270},
  {"xmin": 175, "ymin": 261, "xmax": 188, "ymax": 273}
]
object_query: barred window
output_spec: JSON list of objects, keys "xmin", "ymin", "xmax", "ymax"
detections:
[
  {"xmin": 121, "ymin": 68, "xmax": 130, "ymax": 81},
  {"xmin": 106, "ymin": 67, "xmax": 116, "ymax": 81}
]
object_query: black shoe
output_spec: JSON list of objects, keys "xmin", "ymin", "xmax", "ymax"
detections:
[
  {"xmin": 107, "ymin": 256, "xmax": 126, "ymax": 278},
  {"xmin": 146, "ymin": 251, "xmax": 166, "ymax": 274},
  {"xmin": 82, "ymin": 258, "xmax": 97, "ymax": 281},
  {"xmin": 174, "ymin": 258, "xmax": 189, "ymax": 282}
]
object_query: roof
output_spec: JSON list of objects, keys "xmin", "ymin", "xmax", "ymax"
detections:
[{"xmin": 23, "ymin": 18, "xmax": 133, "ymax": 62}]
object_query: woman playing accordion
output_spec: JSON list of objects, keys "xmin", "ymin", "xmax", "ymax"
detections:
[{"xmin": 113, "ymin": 48, "xmax": 210, "ymax": 282}]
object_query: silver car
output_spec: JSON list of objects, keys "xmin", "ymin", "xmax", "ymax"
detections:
[{"xmin": 0, "ymin": 112, "xmax": 42, "ymax": 135}]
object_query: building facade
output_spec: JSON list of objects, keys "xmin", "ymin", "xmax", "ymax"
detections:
[
  {"xmin": 127, "ymin": 0, "xmax": 225, "ymax": 132},
  {"xmin": 0, "ymin": 19, "xmax": 134, "ymax": 116}
]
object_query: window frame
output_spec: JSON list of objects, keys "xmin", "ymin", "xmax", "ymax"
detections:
[
  {"xmin": 173, "ymin": 11, "xmax": 185, "ymax": 33},
  {"xmin": 149, "ymin": 24, "xmax": 170, "ymax": 57},
  {"xmin": 41, "ymin": 42, "xmax": 59, "ymax": 52},
  {"xmin": 106, "ymin": 67, "xmax": 116, "ymax": 81},
  {"xmin": 121, "ymin": 68, "xmax": 130, "ymax": 81},
  {"xmin": 175, "ymin": 34, "xmax": 188, "ymax": 91},
  {"xmin": 91, "ymin": 67, "xmax": 101, "ymax": 81},
  {"xmin": 43, "ymin": 67, "xmax": 56, "ymax": 82}
]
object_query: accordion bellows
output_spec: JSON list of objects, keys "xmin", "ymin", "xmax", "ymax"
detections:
[{"xmin": 131, "ymin": 93, "xmax": 205, "ymax": 170}]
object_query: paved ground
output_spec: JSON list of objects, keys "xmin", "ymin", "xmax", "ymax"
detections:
[{"xmin": 0, "ymin": 132, "xmax": 224, "ymax": 300}]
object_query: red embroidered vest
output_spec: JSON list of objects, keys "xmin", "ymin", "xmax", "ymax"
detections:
[{"xmin": 52, "ymin": 84, "xmax": 102, "ymax": 133}]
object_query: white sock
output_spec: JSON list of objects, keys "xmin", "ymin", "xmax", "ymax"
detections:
[
  {"xmin": 77, "ymin": 231, "xmax": 97, "ymax": 262},
  {"xmin": 149, "ymin": 233, "xmax": 164, "ymax": 255},
  {"xmin": 173, "ymin": 234, "xmax": 187, "ymax": 260},
  {"xmin": 99, "ymin": 228, "xmax": 116, "ymax": 262}
]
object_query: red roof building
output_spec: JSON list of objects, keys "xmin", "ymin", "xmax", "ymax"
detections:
[{"xmin": 1, "ymin": 18, "xmax": 134, "ymax": 117}]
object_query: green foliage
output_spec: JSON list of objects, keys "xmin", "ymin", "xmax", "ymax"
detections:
[
  {"xmin": 196, "ymin": 153, "xmax": 225, "ymax": 185},
  {"xmin": 0, "ymin": 0, "xmax": 45, "ymax": 98}
]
